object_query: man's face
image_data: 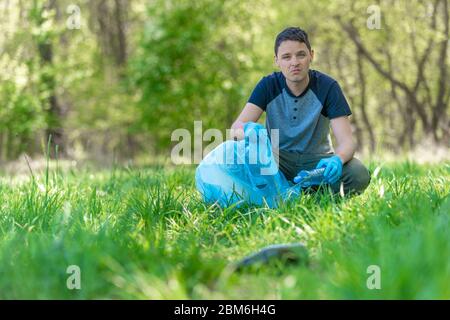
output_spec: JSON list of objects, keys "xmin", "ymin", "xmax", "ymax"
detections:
[{"xmin": 275, "ymin": 40, "xmax": 314, "ymax": 83}]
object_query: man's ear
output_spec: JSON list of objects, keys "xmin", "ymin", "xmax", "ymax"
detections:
[
  {"xmin": 274, "ymin": 55, "xmax": 280, "ymax": 68},
  {"xmin": 310, "ymin": 49, "xmax": 315, "ymax": 63}
]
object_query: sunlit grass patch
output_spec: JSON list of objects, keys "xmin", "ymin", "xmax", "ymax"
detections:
[{"xmin": 0, "ymin": 160, "xmax": 448, "ymax": 299}]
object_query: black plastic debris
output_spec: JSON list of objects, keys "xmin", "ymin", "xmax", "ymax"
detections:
[{"xmin": 233, "ymin": 242, "xmax": 309, "ymax": 271}]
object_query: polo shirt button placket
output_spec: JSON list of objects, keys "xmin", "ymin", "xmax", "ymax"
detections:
[{"xmin": 293, "ymin": 99, "xmax": 298, "ymax": 120}]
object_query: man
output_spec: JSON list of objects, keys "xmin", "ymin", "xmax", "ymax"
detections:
[{"xmin": 231, "ymin": 27, "xmax": 371, "ymax": 195}]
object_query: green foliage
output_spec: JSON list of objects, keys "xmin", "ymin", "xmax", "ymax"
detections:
[
  {"xmin": 0, "ymin": 0, "xmax": 448, "ymax": 159},
  {"xmin": 129, "ymin": 0, "xmax": 275, "ymax": 149},
  {"xmin": 0, "ymin": 79, "xmax": 44, "ymax": 159}
]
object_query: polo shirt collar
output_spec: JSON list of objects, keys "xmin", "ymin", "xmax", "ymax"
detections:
[{"xmin": 281, "ymin": 69, "xmax": 313, "ymax": 98}]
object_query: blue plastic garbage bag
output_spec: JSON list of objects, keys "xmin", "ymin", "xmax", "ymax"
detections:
[{"xmin": 195, "ymin": 122, "xmax": 301, "ymax": 208}]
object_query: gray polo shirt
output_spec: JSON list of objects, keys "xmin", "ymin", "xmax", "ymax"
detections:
[{"xmin": 248, "ymin": 69, "xmax": 352, "ymax": 154}]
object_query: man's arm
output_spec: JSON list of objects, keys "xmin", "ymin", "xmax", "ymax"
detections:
[
  {"xmin": 330, "ymin": 116, "xmax": 356, "ymax": 164},
  {"xmin": 230, "ymin": 103, "xmax": 264, "ymax": 140}
]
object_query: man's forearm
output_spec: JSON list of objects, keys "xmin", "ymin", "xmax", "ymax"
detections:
[
  {"xmin": 230, "ymin": 120, "xmax": 245, "ymax": 140},
  {"xmin": 334, "ymin": 141, "xmax": 356, "ymax": 164}
]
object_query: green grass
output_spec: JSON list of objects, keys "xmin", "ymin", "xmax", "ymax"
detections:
[{"xmin": 0, "ymin": 159, "xmax": 448, "ymax": 299}]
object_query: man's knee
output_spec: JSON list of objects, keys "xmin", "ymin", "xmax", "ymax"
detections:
[{"xmin": 342, "ymin": 158, "xmax": 371, "ymax": 194}]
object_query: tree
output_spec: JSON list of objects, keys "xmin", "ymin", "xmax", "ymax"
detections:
[{"xmin": 30, "ymin": 0, "xmax": 66, "ymax": 157}]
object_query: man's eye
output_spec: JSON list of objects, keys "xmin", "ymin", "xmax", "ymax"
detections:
[
  {"xmin": 297, "ymin": 53, "xmax": 306, "ymax": 58},
  {"xmin": 283, "ymin": 56, "xmax": 290, "ymax": 60}
]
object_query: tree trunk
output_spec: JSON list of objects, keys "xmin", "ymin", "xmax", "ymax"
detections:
[
  {"xmin": 91, "ymin": 0, "xmax": 128, "ymax": 69},
  {"xmin": 356, "ymin": 48, "xmax": 376, "ymax": 152},
  {"xmin": 333, "ymin": 47, "xmax": 364, "ymax": 152},
  {"xmin": 431, "ymin": 0, "xmax": 449, "ymax": 142},
  {"xmin": 114, "ymin": 0, "xmax": 128, "ymax": 68},
  {"xmin": 35, "ymin": 1, "xmax": 65, "ymax": 157}
]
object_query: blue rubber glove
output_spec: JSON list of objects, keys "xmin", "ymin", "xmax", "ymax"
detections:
[{"xmin": 316, "ymin": 155, "xmax": 343, "ymax": 184}]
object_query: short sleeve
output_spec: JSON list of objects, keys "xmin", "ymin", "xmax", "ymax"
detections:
[
  {"xmin": 247, "ymin": 77, "xmax": 268, "ymax": 111},
  {"xmin": 322, "ymin": 82, "xmax": 352, "ymax": 119}
]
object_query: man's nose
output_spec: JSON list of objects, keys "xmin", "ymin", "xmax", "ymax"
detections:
[{"xmin": 290, "ymin": 56, "xmax": 300, "ymax": 65}]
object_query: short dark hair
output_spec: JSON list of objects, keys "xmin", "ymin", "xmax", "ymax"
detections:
[{"xmin": 274, "ymin": 27, "xmax": 311, "ymax": 56}]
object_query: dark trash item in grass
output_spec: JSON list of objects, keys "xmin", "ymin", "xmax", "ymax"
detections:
[{"xmin": 233, "ymin": 243, "xmax": 308, "ymax": 271}]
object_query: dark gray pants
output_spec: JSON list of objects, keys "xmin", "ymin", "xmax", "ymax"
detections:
[{"xmin": 276, "ymin": 150, "xmax": 371, "ymax": 196}]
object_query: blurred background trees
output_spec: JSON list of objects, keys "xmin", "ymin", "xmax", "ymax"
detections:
[{"xmin": 0, "ymin": 0, "xmax": 448, "ymax": 163}]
